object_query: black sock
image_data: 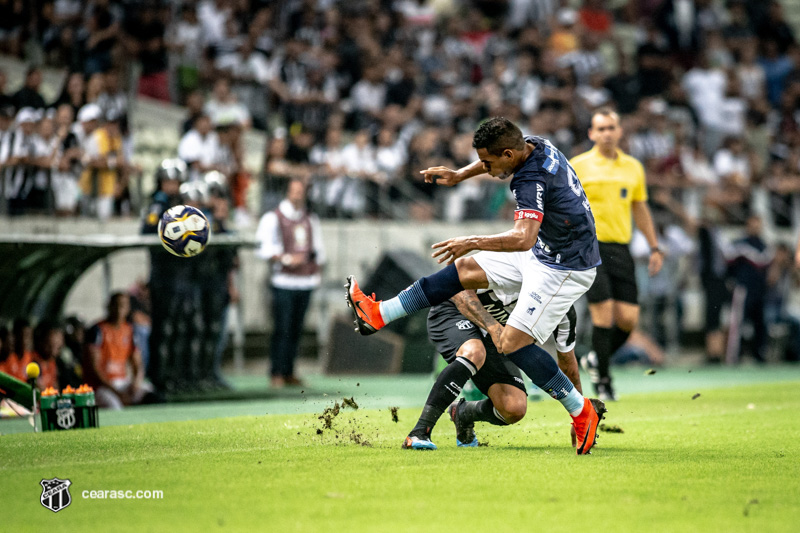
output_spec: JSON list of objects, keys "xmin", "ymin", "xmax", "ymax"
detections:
[
  {"xmin": 459, "ymin": 399, "xmax": 509, "ymax": 426},
  {"xmin": 409, "ymin": 357, "xmax": 476, "ymax": 438},
  {"xmin": 592, "ymin": 326, "xmax": 614, "ymax": 381},
  {"xmin": 610, "ymin": 326, "xmax": 632, "ymax": 355}
]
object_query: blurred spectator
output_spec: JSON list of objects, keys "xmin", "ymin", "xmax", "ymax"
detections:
[
  {"xmin": 204, "ymin": 77, "xmax": 251, "ymax": 129},
  {"xmin": 632, "ymin": 189, "xmax": 695, "ymax": 349},
  {"xmin": 61, "ymin": 316, "xmax": 85, "ymax": 388},
  {"xmin": 28, "ymin": 110, "xmax": 60, "ymax": 211},
  {"xmin": 124, "ymin": 2, "xmax": 169, "ymax": 101},
  {"xmin": 765, "ymin": 243, "xmax": 800, "ymax": 362},
  {"xmin": 97, "ymin": 70, "xmax": 128, "ymax": 120},
  {"xmin": 50, "ymin": 104, "xmax": 81, "ymax": 215},
  {"xmin": 178, "ymin": 113, "xmax": 221, "ymax": 181},
  {"xmin": 167, "ymin": 3, "xmax": 203, "ymax": 102},
  {"xmin": 11, "ymin": 67, "xmax": 46, "ymax": 110},
  {"xmin": 32, "ymin": 320, "xmax": 62, "ymax": 390},
  {"xmin": 9, "ymin": 318, "xmax": 35, "ymax": 380},
  {"xmin": 760, "ymin": 39, "xmax": 793, "ymax": 108},
  {"xmin": 757, "ymin": 1, "xmax": 796, "ymax": 54},
  {"xmin": 79, "ymin": 109, "xmax": 126, "ymax": 219},
  {"xmin": 180, "ymin": 89, "xmax": 206, "ymax": 135},
  {"xmin": 51, "ymin": 71, "xmax": 85, "ymax": 116},
  {"xmin": 86, "ymin": 292, "xmax": 153, "ymax": 409},
  {"xmin": 2, "ymin": 107, "xmax": 40, "ymax": 215},
  {"xmin": 726, "ymin": 215, "xmax": 772, "ymax": 363},
  {"xmin": 81, "ymin": 2, "xmax": 118, "ymax": 75},
  {"xmin": 348, "ymin": 62, "xmax": 386, "ymax": 130},
  {"xmin": 256, "ymin": 178, "xmax": 325, "ymax": 388}
]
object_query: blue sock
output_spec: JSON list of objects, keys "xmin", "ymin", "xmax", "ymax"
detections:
[
  {"xmin": 507, "ymin": 343, "xmax": 585, "ymax": 416},
  {"xmin": 380, "ymin": 263, "xmax": 464, "ymax": 324}
]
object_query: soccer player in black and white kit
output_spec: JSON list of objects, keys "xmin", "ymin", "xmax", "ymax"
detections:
[
  {"xmin": 426, "ymin": 275, "xmax": 582, "ymax": 449},
  {"xmin": 346, "ymin": 117, "xmax": 606, "ymax": 454}
]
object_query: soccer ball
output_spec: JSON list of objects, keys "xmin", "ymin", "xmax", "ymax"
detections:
[{"xmin": 158, "ymin": 205, "xmax": 211, "ymax": 257}]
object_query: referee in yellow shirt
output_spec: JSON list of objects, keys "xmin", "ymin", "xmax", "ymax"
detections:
[{"xmin": 571, "ymin": 108, "xmax": 663, "ymax": 400}]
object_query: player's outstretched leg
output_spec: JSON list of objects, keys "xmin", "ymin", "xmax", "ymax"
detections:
[
  {"xmin": 401, "ymin": 356, "xmax": 477, "ymax": 450},
  {"xmin": 346, "ymin": 263, "xmax": 465, "ymax": 336},
  {"xmin": 506, "ymin": 343, "xmax": 606, "ymax": 454}
]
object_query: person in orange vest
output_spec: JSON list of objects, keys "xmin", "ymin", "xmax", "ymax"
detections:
[
  {"xmin": 3, "ymin": 318, "xmax": 35, "ymax": 381},
  {"xmin": 86, "ymin": 293, "xmax": 153, "ymax": 409}
]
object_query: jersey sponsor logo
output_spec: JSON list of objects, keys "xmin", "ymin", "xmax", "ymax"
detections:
[
  {"xmin": 514, "ymin": 376, "xmax": 525, "ymax": 385},
  {"xmin": 514, "ymin": 209, "xmax": 543, "ymax": 222},
  {"xmin": 536, "ymin": 183, "xmax": 544, "ymax": 210},
  {"xmin": 528, "ymin": 291, "xmax": 542, "ymax": 304},
  {"xmin": 620, "ymin": 187, "xmax": 628, "ymax": 198},
  {"xmin": 456, "ymin": 319, "xmax": 473, "ymax": 330},
  {"xmin": 526, "ymin": 306, "xmax": 536, "ymax": 315}
]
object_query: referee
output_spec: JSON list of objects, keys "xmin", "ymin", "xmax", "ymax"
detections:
[{"xmin": 571, "ymin": 108, "xmax": 663, "ymax": 400}]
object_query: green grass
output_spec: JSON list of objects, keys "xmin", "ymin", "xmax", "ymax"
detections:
[{"xmin": 2, "ymin": 379, "xmax": 799, "ymax": 532}]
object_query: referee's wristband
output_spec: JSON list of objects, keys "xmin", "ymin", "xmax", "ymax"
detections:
[{"xmin": 650, "ymin": 246, "xmax": 664, "ymax": 254}]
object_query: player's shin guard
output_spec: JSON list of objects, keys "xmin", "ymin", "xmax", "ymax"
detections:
[
  {"xmin": 380, "ymin": 264, "xmax": 464, "ymax": 323},
  {"xmin": 459, "ymin": 399, "xmax": 509, "ymax": 426},
  {"xmin": 409, "ymin": 356, "xmax": 476, "ymax": 438},
  {"xmin": 507, "ymin": 344, "xmax": 584, "ymax": 416}
]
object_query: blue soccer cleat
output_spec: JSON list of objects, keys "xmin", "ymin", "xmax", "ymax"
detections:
[{"xmin": 402, "ymin": 435, "xmax": 437, "ymax": 450}]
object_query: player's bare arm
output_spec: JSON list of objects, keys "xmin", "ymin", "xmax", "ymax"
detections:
[
  {"xmin": 632, "ymin": 200, "xmax": 664, "ymax": 276},
  {"xmin": 432, "ymin": 218, "xmax": 540, "ymax": 264},
  {"xmin": 451, "ymin": 290, "xmax": 503, "ymax": 348},
  {"xmin": 419, "ymin": 159, "xmax": 487, "ymax": 186}
]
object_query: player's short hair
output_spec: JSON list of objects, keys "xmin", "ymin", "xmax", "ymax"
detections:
[
  {"xmin": 472, "ymin": 117, "xmax": 525, "ymax": 156},
  {"xmin": 590, "ymin": 107, "xmax": 620, "ymax": 125}
]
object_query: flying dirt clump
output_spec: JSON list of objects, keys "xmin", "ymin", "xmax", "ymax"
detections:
[
  {"xmin": 342, "ymin": 397, "xmax": 359, "ymax": 409},
  {"xmin": 319, "ymin": 401, "xmax": 341, "ymax": 430}
]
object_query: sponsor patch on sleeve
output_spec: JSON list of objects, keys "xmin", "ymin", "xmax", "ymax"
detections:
[{"xmin": 514, "ymin": 209, "xmax": 543, "ymax": 222}]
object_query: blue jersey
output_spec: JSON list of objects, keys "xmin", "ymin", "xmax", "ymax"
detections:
[{"xmin": 510, "ymin": 135, "xmax": 601, "ymax": 270}]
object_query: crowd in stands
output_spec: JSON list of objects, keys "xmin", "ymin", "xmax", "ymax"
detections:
[
  {"xmin": 0, "ymin": 0, "xmax": 796, "ymax": 225},
  {"xmin": 1, "ymin": 0, "xmax": 800, "ymax": 366}
]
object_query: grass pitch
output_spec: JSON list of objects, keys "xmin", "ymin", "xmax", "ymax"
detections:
[{"xmin": 2, "ymin": 376, "xmax": 799, "ymax": 532}]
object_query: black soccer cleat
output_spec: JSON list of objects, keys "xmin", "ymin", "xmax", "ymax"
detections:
[{"xmin": 449, "ymin": 399, "xmax": 479, "ymax": 447}]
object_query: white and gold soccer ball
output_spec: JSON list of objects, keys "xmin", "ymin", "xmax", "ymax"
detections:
[{"xmin": 157, "ymin": 205, "xmax": 211, "ymax": 257}]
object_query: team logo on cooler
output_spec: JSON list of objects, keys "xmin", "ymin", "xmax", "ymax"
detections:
[
  {"xmin": 514, "ymin": 210, "xmax": 543, "ymax": 222},
  {"xmin": 40, "ymin": 478, "xmax": 72, "ymax": 513}
]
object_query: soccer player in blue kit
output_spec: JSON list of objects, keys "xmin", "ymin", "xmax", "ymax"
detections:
[{"xmin": 346, "ymin": 117, "xmax": 606, "ymax": 454}]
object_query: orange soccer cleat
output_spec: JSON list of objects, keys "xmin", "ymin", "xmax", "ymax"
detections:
[
  {"xmin": 571, "ymin": 397, "xmax": 607, "ymax": 455},
  {"xmin": 345, "ymin": 275, "xmax": 385, "ymax": 336}
]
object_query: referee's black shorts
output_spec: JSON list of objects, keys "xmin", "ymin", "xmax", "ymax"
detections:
[
  {"xmin": 586, "ymin": 241, "xmax": 638, "ymax": 305},
  {"xmin": 427, "ymin": 301, "xmax": 526, "ymax": 397}
]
